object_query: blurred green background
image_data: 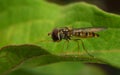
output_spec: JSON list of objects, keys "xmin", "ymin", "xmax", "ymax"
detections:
[{"xmin": 1, "ymin": 0, "xmax": 120, "ymax": 75}]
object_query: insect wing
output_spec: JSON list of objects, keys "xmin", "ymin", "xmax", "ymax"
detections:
[{"xmin": 73, "ymin": 27, "xmax": 107, "ymax": 32}]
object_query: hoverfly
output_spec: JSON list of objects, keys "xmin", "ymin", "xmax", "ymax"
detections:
[{"xmin": 48, "ymin": 27, "xmax": 107, "ymax": 57}]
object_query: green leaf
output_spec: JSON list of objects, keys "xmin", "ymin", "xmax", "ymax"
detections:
[
  {"xmin": 9, "ymin": 62, "xmax": 107, "ymax": 75},
  {"xmin": 0, "ymin": 45, "xmax": 104, "ymax": 75},
  {"xmin": 0, "ymin": 0, "xmax": 120, "ymax": 74},
  {"xmin": 0, "ymin": 45, "xmax": 49, "ymax": 75}
]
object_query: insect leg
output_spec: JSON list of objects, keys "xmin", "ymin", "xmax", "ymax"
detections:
[
  {"xmin": 64, "ymin": 36, "xmax": 71, "ymax": 50},
  {"xmin": 74, "ymin": 39, "xmax": 80, "ymax": 55},
  {"xmin": 73, "ymin": 39, "xmax": 94, "ymax": 57},
  {"xmin": 62, "ymin": 40, "xmax": 69, "ymax": 55},
  {"xmin": 65, "ymin": 40, "xmax": 69, "ymax": 49}
]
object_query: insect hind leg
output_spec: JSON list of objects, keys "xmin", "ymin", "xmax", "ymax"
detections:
[{"xmin": 73, "ymin": 39, "xmax": 94, "ymax": 57}]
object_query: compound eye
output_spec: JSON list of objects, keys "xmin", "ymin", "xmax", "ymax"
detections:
[{"xmin": 51, "ymin": 28, "xmax": 62, "ymax": 42}]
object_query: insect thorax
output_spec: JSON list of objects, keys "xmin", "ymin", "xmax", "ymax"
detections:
[{"xmin": 59, "ymin": 28, "xmax": 72, "ymax": 40}]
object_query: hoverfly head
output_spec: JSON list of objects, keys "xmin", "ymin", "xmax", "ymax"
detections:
[{"xmin": 50, "ymin": 28, "xmax": 63, "ymax": 42}]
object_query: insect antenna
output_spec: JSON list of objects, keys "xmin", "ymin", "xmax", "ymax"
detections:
[{"xmin": 48, "ymin": 32, "xmax": 51, "ymax": 36}]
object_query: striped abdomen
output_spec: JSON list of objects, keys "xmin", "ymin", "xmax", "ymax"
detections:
[{"xmin": 72, "ymin": 32, "xmax": 99, "ymax": 38}]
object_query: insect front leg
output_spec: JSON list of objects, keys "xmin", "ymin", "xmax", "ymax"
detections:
[{"xmin": 73, "ymin": 39, "xmax": 94, "ymax": 57}]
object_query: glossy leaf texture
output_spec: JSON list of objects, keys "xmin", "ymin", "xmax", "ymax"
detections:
[{"xmin": 0, "ymin": 0, "xmax": 120, "ymax": 74}]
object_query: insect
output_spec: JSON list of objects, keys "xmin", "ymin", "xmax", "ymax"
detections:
[{"xmin": 48, "ymin": 27, "xmax": 107, "ymax": 57}]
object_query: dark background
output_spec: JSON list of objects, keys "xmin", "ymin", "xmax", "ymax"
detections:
[{"xmin": 47, "ymin": 0, "xmax": 120, "ymax": 14}]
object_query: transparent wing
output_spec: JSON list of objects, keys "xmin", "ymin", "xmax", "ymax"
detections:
[{"xmin": 73, "ymin": 27, "xmax": 107, "ymax": 32}]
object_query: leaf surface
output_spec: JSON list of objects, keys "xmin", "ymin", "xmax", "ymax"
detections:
[{"xmin": 0, "ymin": 0, "xmax": 120, "ymax": 74}]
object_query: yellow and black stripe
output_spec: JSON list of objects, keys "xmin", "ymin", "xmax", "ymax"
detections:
[{"xmin": 73, "ymin": 32, "xmax": 99, "ymax": 38}]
